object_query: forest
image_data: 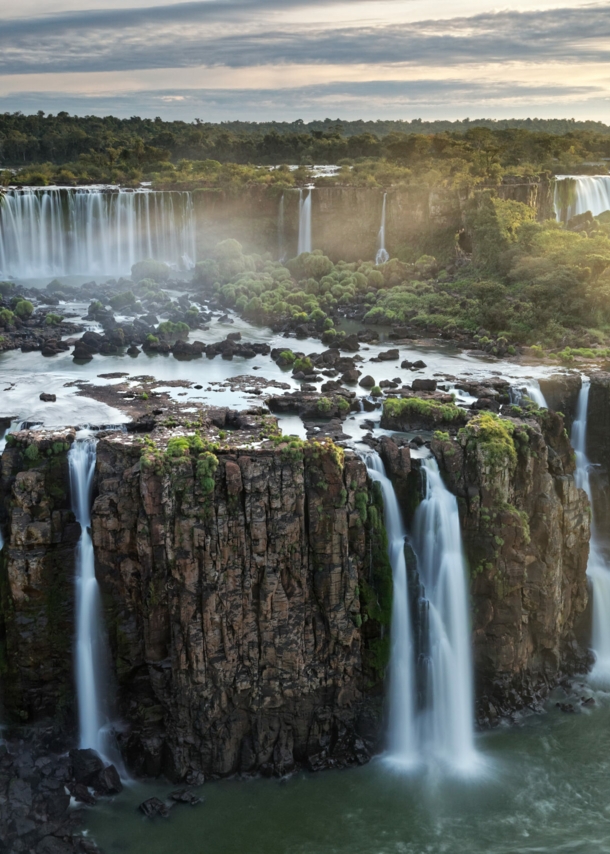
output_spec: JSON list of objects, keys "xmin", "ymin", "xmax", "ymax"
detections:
[{"xmin": 1, "ymin": 112, "xmax": 610, "ymax": 189}]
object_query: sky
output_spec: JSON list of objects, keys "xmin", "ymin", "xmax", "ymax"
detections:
[{"xmin": 0, "ymin": 0, "xmax": 609, "ymax": 122}]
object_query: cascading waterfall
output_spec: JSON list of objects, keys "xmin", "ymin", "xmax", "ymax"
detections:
[
  {"xmin": 554, "ymin": 176, "xmax": 610, "ymax": 222},
  {"xmin": 412, "ymin": 458, "xmax": 477, "ymax": 771},
  {"xmin": 572, "ymin": 381, "xmax": 610, "ymax": 682},
  {"xmin": 375, "ymin": 193, "xmax": 390, "ymax": 265},
  {"xmin": 511, "ymin": 380, "xmax": 548, "ymax": 409},
  {"xmin": 365, "ymin": 453, "xmax": 417, "ymax": 766},
  {"xmin": 278, "ymin": 193, "xmax": 286, "ymax": 261},
  {"xmin": 69, "ymin": 436, "xmax": 112, "ymax": 756},
  {"xmin": 0, "ymin": 420, "xmax": 19, "ymax": 552},
  {"xmin": 298, "ymin": 188, "xmax": 312, "ymax": 255},
  {"xmin": 0, "ymin": 187, "xmax": 196, "ymax": 278}
]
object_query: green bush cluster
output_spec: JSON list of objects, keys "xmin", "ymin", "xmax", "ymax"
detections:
[{"xmin": 383, "ymin": 396, "xmax": 467, "ymax": 425}]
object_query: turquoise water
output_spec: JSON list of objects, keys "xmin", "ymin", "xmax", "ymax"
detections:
[{"xmin": 87, "ymin": 689, "xmax": 610, "ymax": 854}]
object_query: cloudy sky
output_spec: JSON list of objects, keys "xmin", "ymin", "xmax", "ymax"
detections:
[{"xmin": 0, "ymin": 0, "xmax": 609, "ymax": 121}]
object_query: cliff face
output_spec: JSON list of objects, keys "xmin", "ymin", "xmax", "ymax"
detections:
[
  {"xmin": 431, "ymin": 411, "xmax": 590, "ymax": 722},
  {"xmin": 90, "ymin": 430, "xmax": 385, "ymax": 780},
  {"xmin": 0, "ymin": 430, "xmax": 77, "ymax": 725},
  {"xmin": 191, "ymin": 180, "xmax": 548, "ymax": 263}
]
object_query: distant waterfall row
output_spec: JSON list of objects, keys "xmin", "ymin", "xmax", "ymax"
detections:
[
  {"xmin": 554, "ymin": 176, "xmax": 610, "ymax": 222},
  {"xmin": 365, "ymin": 453, "xmax": 477, "ymax": 773},
  {"xmin": 284, "ymin": 188, "xmax": 388, "ymax": 264},
  {"xmin": 0, "ymin": 188, "xmax": 196, "ymax": 279}
]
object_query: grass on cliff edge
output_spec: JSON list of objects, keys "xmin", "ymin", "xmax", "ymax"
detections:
[{"xmin": 382, "ymin": 396, "xmax": 467, "ymax": 425}]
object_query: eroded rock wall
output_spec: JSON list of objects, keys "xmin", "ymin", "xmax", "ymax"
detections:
[
  {"xmin": 431, "ymin": 411, "xmax": 590, "ymax": 722},
  {"xmin": 0, "ymin": 430, "xmax": 77, "ymax": 725},
  {"xmin": 90, "ymin": 433, "xmax": 385, "ymax": 779}
]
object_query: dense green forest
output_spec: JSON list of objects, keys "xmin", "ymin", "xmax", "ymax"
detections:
[
  {"xmin": 1, "ymin": 112, "xmax": 609, "ymax": 189},
  {"xmin": 189, "ymin": 199, "xmax": 610, "ymax": 352}
]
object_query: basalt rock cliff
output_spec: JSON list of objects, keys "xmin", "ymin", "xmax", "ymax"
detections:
[{"xmin": 431, "ymin": 409, "xmax": 590, "ymax": 722}]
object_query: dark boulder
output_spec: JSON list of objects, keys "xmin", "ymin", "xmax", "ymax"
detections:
[
  {"xmin": 69, "ymin": 749, "xmax": 104, "ymax": 786},
  {"xmin": 138, "ymin": 797, "xmax": 171, "ymax": 818},
  {"xmin": 412, "ymin": 379, "xmax": 437, "ymax": 392}
]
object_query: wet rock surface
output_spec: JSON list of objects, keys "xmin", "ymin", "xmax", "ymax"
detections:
[
  {"xmin": 431, "ymin": 409, "xmax": 591, "ymax": 724},
  {"xmin": 50, "ymin": 413, "xmax": 386, "ymax": 781},
  {"xmin": 0, "ymin": 739, "xmax": 113, "ymax": 854}
]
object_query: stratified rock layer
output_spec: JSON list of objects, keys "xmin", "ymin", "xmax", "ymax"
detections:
[
  {"xmin": 90, "ymin": 432, "xmax": 382, "ymax": 779},
  {"xmin": 0, "ymin": 430, "xmax": 77, "ymax": 724},
  {"xmin": 432, "ymin": 410, "xmax": 590, "ymax": 722}
]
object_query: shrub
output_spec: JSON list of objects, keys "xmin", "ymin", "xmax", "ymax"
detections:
[
  {"xmin": 44, "ymin": 313, "xmax": 64, "ymax": 326},
  {"xmin": 14, "ymin": 300, "xmax": 34, "ymax": 319},
  {"xmin": 131, "ymin": 259, "xmax": 171, "ymax": 282},
  {"xmin": 157, "ymin": 321, "xmax": 190, "ymax": 342}
]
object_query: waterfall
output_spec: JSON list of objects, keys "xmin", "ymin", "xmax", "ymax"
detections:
[
  {"xmin": 0, "ymin": 187, "xmax": 197, "ymax": 278},
  {"xmin": 297, "ymin": 188, "xmax": 312, "ymax": 255},
  {"xmin": 365, "ymin": 453, "xmax": 417, "ymax": 766},
  {"xmin": 69, "ymin": 436, "xmax": 111, "ymax": 756},
  {"xmin": 0, "ymin": 421, "xmax": 19, "ymax": 552},
  {"xmin": 278, "ymin": 193, "xmax": 286, "ymax": 261},
  {"xmin": 412, "ymin": 458, "xmax": 477, "ymax": 771},
  {"xmin": 572, "ymin": 381, "xmax": 610, "ymax": 682},
  {"xmin": 375, "ymin": 193, "xmax": 389, "ymax": 265},
  {"xmin": 554, "ymin": 176, "xmax": 610, "ymax": 222},
  {"xmin": 511, "ymin": 381, "xmax": 548, "ymax": 409}
]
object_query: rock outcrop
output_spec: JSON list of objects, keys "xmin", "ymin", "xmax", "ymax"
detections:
[
  {"xmin": 89, "ymin": 428, "xmax": 385, "ymax": 780},
  {"xmin": 431, "ymin": 410, "xmax": 590, "ymax": 723},
  {"xmin": 0, "ymin": 429, "xmax": 77, "ymax": 725},
  {"xmin": 539, "ymin": 372, "xmax": 582, "ymax": 429}
]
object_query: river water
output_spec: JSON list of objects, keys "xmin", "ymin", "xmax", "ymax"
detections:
[
  {"xmin": 1, "ymin": 276, "xmax": 605, "ymax": 853},
  {"xmin": 86, "ymin": 688, "xmax": 610, "ymax": 854}
]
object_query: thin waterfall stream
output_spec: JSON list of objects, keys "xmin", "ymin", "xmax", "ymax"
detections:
[
  {"xmin": 375, "ymin": 193, "xmax": 389, "ymax": 265},
  {"xmin": 572, "ymin": 380, "xmax": 610, "ymax": 682},
  {"xmin": 69, "ymin": 435, "xmax": 113, "ymax": 758},
  {"xmin": 365, "ymin": 453, "xmax": 417, "ymax": 766},
  {"xmin": 298, "ymin": 188, "xmax": 312, "ymax": 255}
]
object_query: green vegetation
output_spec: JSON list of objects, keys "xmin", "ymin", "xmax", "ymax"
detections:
[
  {"xmin": 156, "ymin": 321, "xmax": 190, "ymax": 342},
  {"xmin": 383, "ymin": 396, "xmax": 467, "ymax": 425},
  {"xmin": 459, "ymin": 412, "xmax": 517, "ymax": 473},
  {"xmin": 131, "ymin": 259, "xmax": 171, "ymax": 283},
  {"xmin": 141, "ymin": 433, "xmax": 220, "ymax": 496},
  {"xmin": 13, "ymin": 300, "xmax": 33, "ymax": 319},
  {"xmin": 2, "ymin": 113, "xmax": 610, "ymax": 188},
  {"xmin": 0, "ymin": 309, "xmax": 15, "ymax": 327},
  {"xmin": 108, "ymin": 291, "xmax": 136, "ymax": 310},
  {"xmin": 44, "ymin": 313, "xmax": 64, "ymax": 326}
]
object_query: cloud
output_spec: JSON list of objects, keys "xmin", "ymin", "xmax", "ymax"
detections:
[
  {"xmin": 0, "ymin": 77, "xmax": 605, "ymax": 122},
  {"xmin": 0, "ymin": 4, "xmax": 609, "ymax": 75}
]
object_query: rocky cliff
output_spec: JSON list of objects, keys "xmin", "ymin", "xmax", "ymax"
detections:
[
  {"xmin": 191, "ymin": 179, "xmax": 550, "ymax": 263},
  {"xmin": 87, "ymin": 417, "xmax": 390, "ymax": 780},
  {"xmin": 0, "ymin": 429, "xmax": 77, "ymax": 725},
  {"xmin": 431, "ymin": 410, "xmax": 590, "ymax": 722}
]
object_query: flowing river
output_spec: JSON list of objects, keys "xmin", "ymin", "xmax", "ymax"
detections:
[{"xmin": 0, "ymin": 261, "xmax": 606, "ymax": 853}]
